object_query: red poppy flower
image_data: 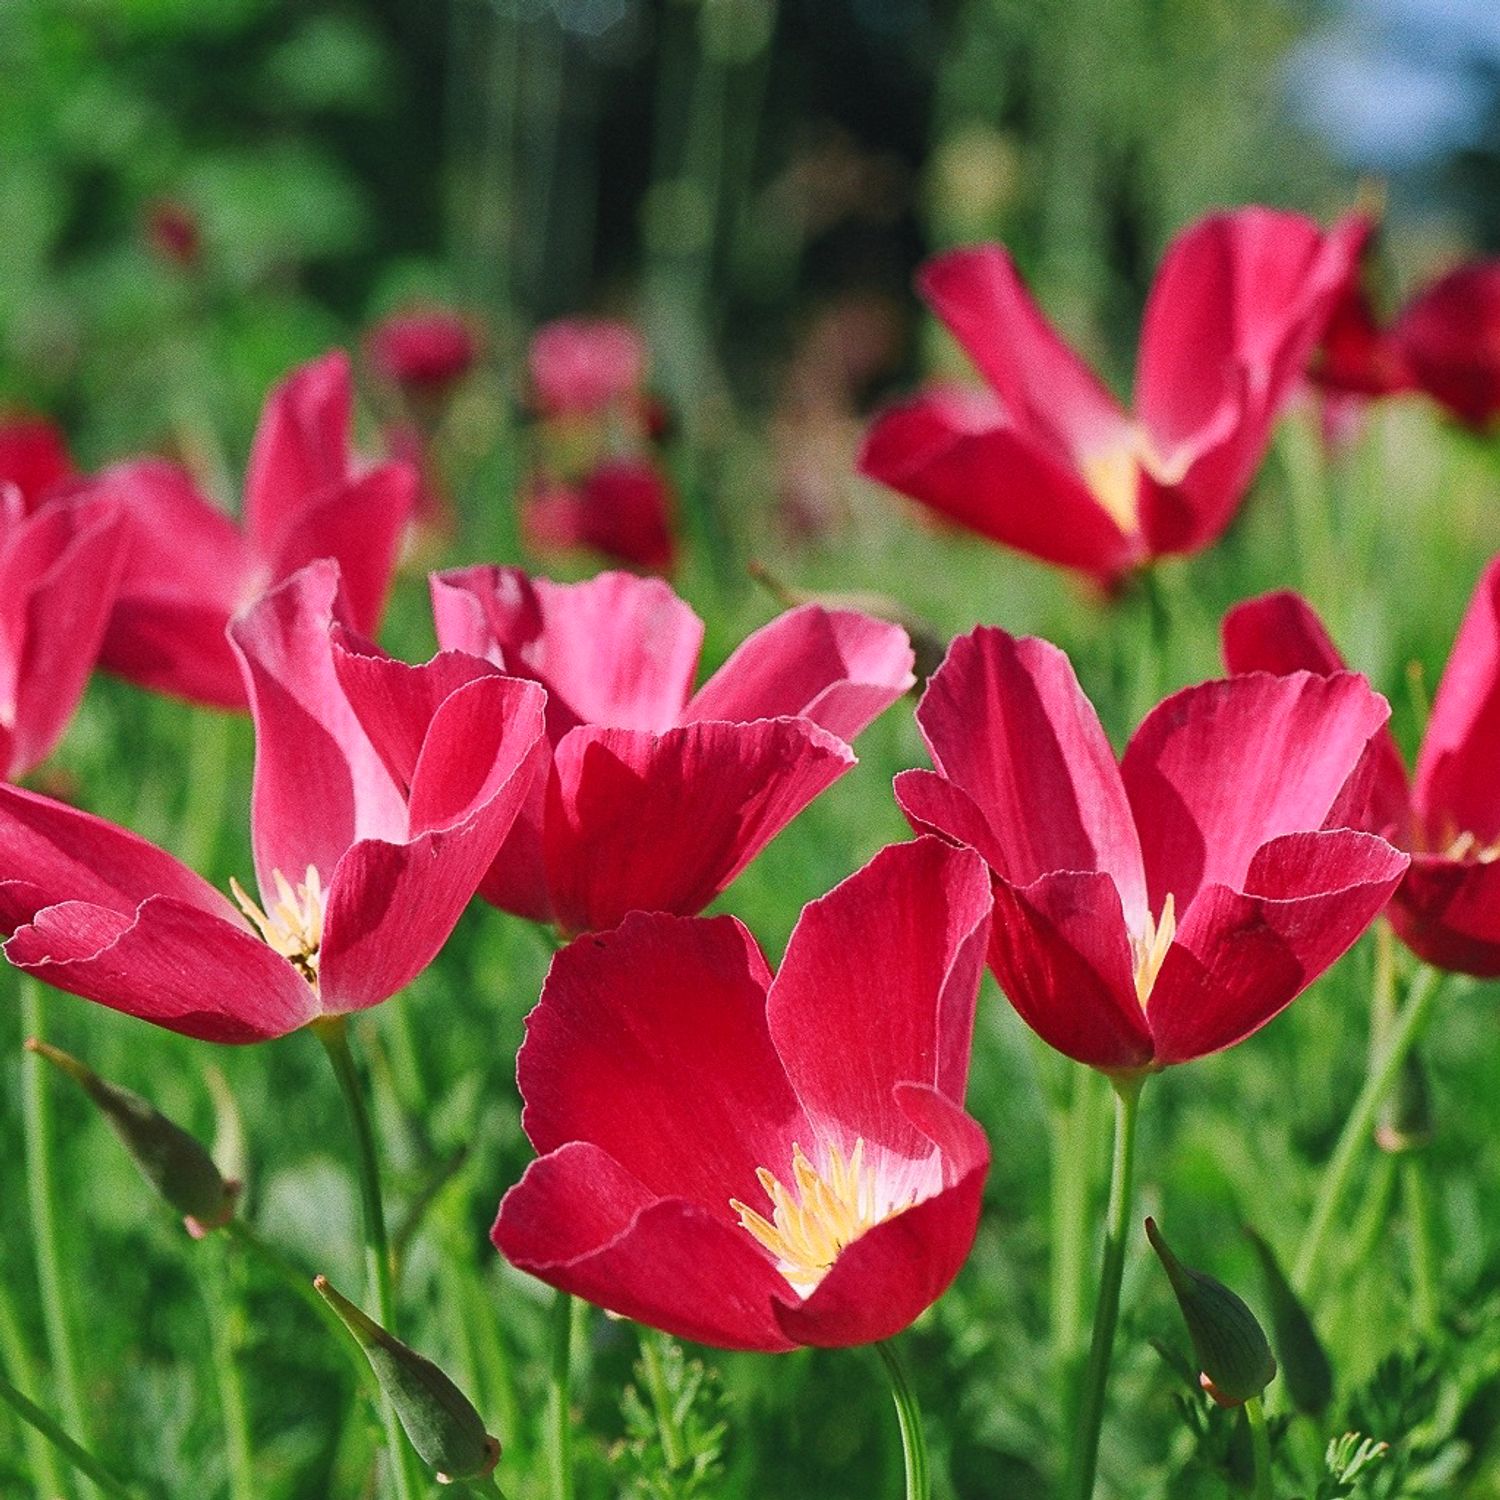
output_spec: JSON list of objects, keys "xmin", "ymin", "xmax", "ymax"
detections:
[
  {"xmin": 0, "ymin": 561, "xmax": 546, "ymax": 1041},
  {"xmin": 0, "ymin": 485, "xmax": 128, "ymax": 781},
  {"xmin": 80, "ymin": 352, "xmax": 416, "ymax": 709},
  {"xmin": 1308, "ymin": 217, "xmax": 1413, "ymax": 402},
  {"xmin": 528, "ymin": 319, "xmax": 646, "ymax": 418},
  {"xmin": 366, "ymin": 309, "xmax": 479, "ymax": 394},
  {"xmin": 859, "ymin": 208, "xmax": 1362, "ymax": 584},
  {"xmin": 493, "ymin": 836, "xmax": 993, "ymax": 1351},
  {"xmin": 521, "ymin": 458, "xmax": 677, "ymax": 573},
  {"xmin": 1224, "ymin": 568, "xmax": 1500, "ymax": 976},
  {"xmin": 144, "ymin": 199, "xmax": 201, "ymax": 268},
  {"xmin": 895, "ymin": 628, "xmax": 1408, "ymax": 1073},
  {"xmin": 0, "ymin": 418, "xmax": 75, "ymax": 512},
  {"xmin": 1392, "ymin": 262, "xmax": 1500, "ymax": 429},
  {"xmin": 430, "ymin": 565, "xmax": 915, "ymax": 935}
]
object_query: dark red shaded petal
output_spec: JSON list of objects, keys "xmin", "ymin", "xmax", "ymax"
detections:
[
  {"xmin": 430, "ymin": 565, "xmax": 702, "ymax": 737},
  {"xmin": 1412, "ymin": 556, "xmax": 1500, "ymax": 847},
  {"xmin": 516, "ymin": 912, "xmax": 802, "ymax": 1212},
  {"xmin": 474, "ymin": 773, "xmax": 554, "ymax": 924},
  {"xmin": 0, "ymin": 418, "xmax": 74, "ymax": 511},
  {"xmin": 987, "ymin": 870, "xmax": 1152, "ymax": 1073},
  {"xmin": 5, "ymin": 896, "xmax": 317, "ymax": 1042},
  {"xmin": 914, "ymin": 628, "xmax": 1147, "ymax": 922},
  {"xmin": 766, "ymin": 839, "xmax": 991, "ymax": 1156},
  {"xmin": 1394, "ymin": 261, "xmax": 1500, "ymax": 427},
  {"xmin": 684, "ymin": 604, "xmax": 913, "ymax": 740},
  {"xmin": 1146, "ymin": 830, "xmax": 1408, "ymax": 1065},
  {"xmin": 493, "ymin": 1143, "xmax": 796, "ymax": 1352},
  {"xmin": 543, "ymin": 719, "xmax": 854, "ymax": 934},
  {"xmin": 523, "ymin": 460, "xmax": 676, "ymax": 573},
  {"xmin": 857, "ymin": 388, "xmax": 1141, "ymax": 581},
  {"xmin": 772, "ymin": 1086, "xmax": 988, "ymax": 1348},
  {"xmin": 1390, "ymin": 853, "xmax": 1500, "ymax": 978},
  {"xmin": 1122, "ymin": 671, "xmax": 1391, "ymax": 913},
  {"xmin": 895, "ymin": 767, "xmax": 1012, "ymax": 873}
]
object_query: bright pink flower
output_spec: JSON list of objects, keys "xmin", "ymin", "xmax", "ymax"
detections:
[
  {"xmin": 430, "ymin": 566, "xmax": 915, "ymax": 934},
  {"xmin": 896, "ymin": 628, "xmax": 1408, "ymax": 1073},
  {"xmin": 1392, "ymin": 262, "xmax": 1500, "ymax": 429},
  {"xmin": 860, "ymin": 208, "xmax": 1362, "ymax": 583},
  {"xmin": 0, "ymin": 418, "xmax": 75, "ymax": 512},
  {"xmin": 0, "ymin": 561, "xmax": 546, "ymax": 1041},
  {"xmin": 366, "ymin": 309, "xmax": 479, "ymax": 394},
  {"xmin": 85, "ymin": 352, "xmax": 416, "ymax": 709},
  {"xmin": 528, "ymin": 318, "xmax": 646, "ymax": 418},
  {"xmin": 521, "ymin": 458, "xmax": 677, "ymax": 573},
  {"xmin": 0, "ymin": 486, "xmax": 129, "ymax": 781},
  {"xmin": 1225, "ymin": 569, "xmax": 1500, "ymax": 976},
  {"xmin": 493, "ymin": 836, "xmax": 993, "ymax": 1351}
]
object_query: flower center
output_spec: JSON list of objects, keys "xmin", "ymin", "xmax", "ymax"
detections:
[
  {"xmin": 230, "ymin": 866, "xmax": 326, "ymax": 985},
  {"xmin": 1080, "ymin": 442, "xmax": 1143, "ymax": 536},
  {"xmin": 1443, "ymin": 830, "xmax": 1500, "ymax": 864},
  {"xmin": 730, "ymin": 1139, "xmax": 910, "ymax": 1293},
  {"xmin": 1132, "ymin": 893, "xmax": 1176, "ymax": 1008}
]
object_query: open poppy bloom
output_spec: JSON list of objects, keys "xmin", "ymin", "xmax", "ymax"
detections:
[
  {"xmin": 493, "ymin": 836, "xmax": 993, "ymax": 1351},
  {"xmin": 0, "ymin": 484, "xmax": 128, "ymax": 781},
  {"xmin": 895, "ymin": 627, "xmax": 1408, "ymax": 1073},
  {"xmin": 859, "ymin": 208, "xmax": 1362, "ymax": 584},
  {"xmin": 0, "ymin": 561, "xmax": 546, "ymax": 1041},
  {"xmin": 1224, "ymin": 567, "xmax": 1500, "ymax": 976},
  {"xmin": 80, "ymin": 351, "xmax": 416, "ymax": 709},
  {"xmin": 528, "ymin": 318, "xmax": 647, "ymax": 419},
  {"xmin": 0, "ymin": 417, "xmax": 76, "ymax": 512},
  {"xmin": 521, "ymin": 458, "xmax": 676, "ymax": 573},
  {"xmin": 366, "ymin": 307, "xmax": 479, "ymax": 395},
  {"xmin": 430, "ymin": 565, "xmax": 915, "ymax": 936}
]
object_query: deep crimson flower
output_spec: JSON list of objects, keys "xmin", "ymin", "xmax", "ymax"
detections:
[
  {"xmin": 0, "ymin": 418, "xmax": 75, "ymax": 512},
  {"xmin": 366, "ymin": 309, "xmax": 479, "ymax": 394},
  {"xmin": 0, "ymin": 486, "xmax": 128, "ymax": 781},
  {"xmin": 521, "ymin": 458, "xmax": 676, "ymax": 573},
  {"xmin": 82, "ymin": 352, "xmax": 416, "ymax": 709},
  {"xmin": 859, "ymin": 208, "xmax": 1362, "ymax": 584},
  {"xmin": 528, "ymin": 318, "xmax": 646, "ymax": 418},
  {"xmin": 430, "ymin": 565, "xmax": 915, "ymax": 935},
  {"xmin": 144, "ymin": 199, "xmax": 201, "ymax": 268},
  {"xmin": 0, "ymin": 561, "xmax": 546, "ymax": 1041},
  {"xmin": 493, "ymin": 836, "xmax": 993, "ymax": 1351},
  {"xmin": 1225, "ymin": 569, "xmax": 1500, "ymax": 976},
  {"xmin": 896, "ymin": 628, "xmax": 1408, "ymax": 1073},
  {"xmin": 1308, "ymin": 218, "xmax": 1413, "ymax": 402},
  {"xmin": 1392, "ymin": 262, "xmax": 1500, "ymax": 428}
]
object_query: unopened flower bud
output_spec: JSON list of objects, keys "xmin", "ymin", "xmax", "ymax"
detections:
[
  {"xmin": 1146, "ymin": 1217, "xmax": 1277, "ymax": 1408},
  {"xmin": 26, "ymin": 1039, "xmax": 237, "ymax": 1235},
  {"xmin": 313, "ymin": 1276, "xmax": 499, "ymax": 1485},
  {"xmin": 1243, "ymin": 1227, "xmax": 1333, "ymax": 1416}
]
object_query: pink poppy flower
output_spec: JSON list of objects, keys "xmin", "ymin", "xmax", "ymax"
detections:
[
  {"xmin": 521, "ymin": 458, "xmax": 677, "ymax": 573},
  {"xmin": 0, "ymin": 485, "xmax": 129, "ymax": 780},
  {"xmin": 1225, "ymin": 569, "xmax": 1500, "ymax": 976},
  {"xmin": 430, "ymin": 565, "xmax": 915, "ymax": 935},
  {"xmin": 859, "ymin": 208, "xmax": 1362, "ymax": 584},
  {"xmin": 0, "ymin": 561, "xmax": 546, "ymax": 1041},
  {"xmin": 1392, "ymin": 262, "xmax": 1500, "ymax": 429},
  {"xmin": 0, "ymin": 418, "xmax": 75, "ymax": 512},
  {"xmin": 528, "ymin": 318, "xmax": 646, "ymax": 418},
  {"xmin": 896, "ymin": 627, "xmax": 1408, "ymax": 1073},
  {"xmin": 493, "ymin": 836, "xmax": 993, "ymax": 1351},
  {"xmin": 84, "ymin": 351, "xmax": 416, "ymax": 709},
  {"xmin": 366, "ymin": 309, "xmax": 479, "ymax": 394}
]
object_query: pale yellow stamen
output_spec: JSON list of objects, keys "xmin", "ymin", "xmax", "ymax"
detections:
[
  {"xmin": 730, "ymin": 1139, "xmax": 908, "ymax": 1293},
  {"xmin": 1444, "ymin": 830, "xmax": 1500, "ymax": 865},
  {"xmin": 1081, "ymin": 443, "xmax": 1143, "ymax": 536},
  {"xmin": 1132, "ymin": 894, "xmax": 1176, "ymax": 1008},
  {"xmin": 230, "ymin": 865, "xmax": 326, "ymax": 985}
]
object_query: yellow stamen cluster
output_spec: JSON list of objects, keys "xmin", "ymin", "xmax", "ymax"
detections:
[
  {"xmin": 1444, "ymin": 830, "xmax": 1500, "ymax": 865},
  {"xmin": 1132, "ymin": 893, "xmax": 1176, "ymax": 1007},
  {"xmin": 731, "ymin": 1139, "xmax": 906, "ymax": 1293},
  {"xmin": 1081, "ymin": 444, "xmax": 1143, "ymax": 536},
  {"xmin": 230, "ymin": 866, "xmax": 326, "ymax": 985}
]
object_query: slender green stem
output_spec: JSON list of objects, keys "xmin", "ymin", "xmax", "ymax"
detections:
[
  {"xmin": 875, "ymin": 1340, "xmax": 930, "ymax": 1500},
  {"xmin": 204, "ymin": 1238, "xmax": 254, "ymax": 1500},
  {"xmin": 1065, "ymin": 1074, "xmax": 1145, "ymax": 1500},
  {"xmin": 1051, "ymin": 1064, "xmax": 1101, "ymax": 1441},
  {"xmin": 464, "ymin": 1474, "xmax": 509, "ymax": 1499},
  {"xmin": 545, "ymin": 1290, "xmax": 576, "ymax": 1500},
  {"xmin": 176, "ymin": 706, "xmax": 234, "ymax": 873},
  {"xmin": 1401, "ymin": 1155, "xmax": 1438, "ymax": 1334},
  {"xmin": 638, "ymin": 1329, "xmax": 686, "ymax": 1471},
  {"xmin": 1293, "ymin": 966, "xmax": 1444, "ymax": 1295},
  {"xmin": 1245, "ymin": 1395, "xmax": 1274, "ymax": 1500},
  {"xmin": 315, "ymin": 1016, "xmax": 420, "ymax": 1500},
  {"xmin": 20, "ymin": 978, "xmax": 95, "ymax": 1499},
  {"xmin": 0, "ymin": 1371, "xmax": 139, "ymax": 1500},
  {"xmin": 0, "ymin": 1270, "xmax": 69, "ymax": 1498}
]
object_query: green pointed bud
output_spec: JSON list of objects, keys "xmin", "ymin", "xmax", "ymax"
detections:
[
  {"xmin": 1145, "ymin": 1217, "xmax": 1276, "ymax": 1408},
  {"xmin": 1243, "ymin": 1227, "xmax": 1333, "ymax": 1416},
  {"xmin": 26, "ymin": 1039, "xmax": 237, "ymax": 1235},
  {"xmin": 313, "ymin": 1276, "xmax": 499, "ymax": 1484},
  {"xmin": 1375, "ymin": 1048, "xmax": 1433, "ymax": 1154}
]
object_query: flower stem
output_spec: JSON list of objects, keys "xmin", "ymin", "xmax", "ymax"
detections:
[
  {"xmin": 1293, "ymin": 965, "xmax": 1444, "ymax": 1295},
  {"xmin": 20, "ymin": 977, "xmax": 94, "ymax": 1499},
  {"xmin": 545, "ymin": 1290, "xmax": 576, "ymax": 1500},
  {"xmin": 639, "ymin": 1328, "xmax": 687, "ymax": 1472},
  {"xmin": 1401, "ymin": 1155, "xmax": 1438, "ymax": 1334},
  {"xmin": 1051, "ymin": 1064, "xmax": 1101, "ymax": 1440},
  {"xmin": 204, "ymin": 1237, "xmax": 255, "ymax": 1500},
  {"xmin": 875, "ymin": 1340, "xmax": 930, "ymax": 1500},
  {"xmin": 176, "ymin": 705, "xmax": 235, "ymax": 873},
  {"xmin": 0, "ymin": 1271, "xmax": 69, "ymax": 1499},
  {"xmin": 1066, "ymin": 1073, "xmax": 1144, "ymax": 1500},
  {"xmin": 0, "ymin": 1370, "xmax": 140, "ymax": 1500},
  {"xmin": 1245, "ymin": 1395, "xmax": 1274, "ymax": 1500},
  {"xmin": 315, "ymin": 1015, "xmax": 419, "ymax": 1500}
]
